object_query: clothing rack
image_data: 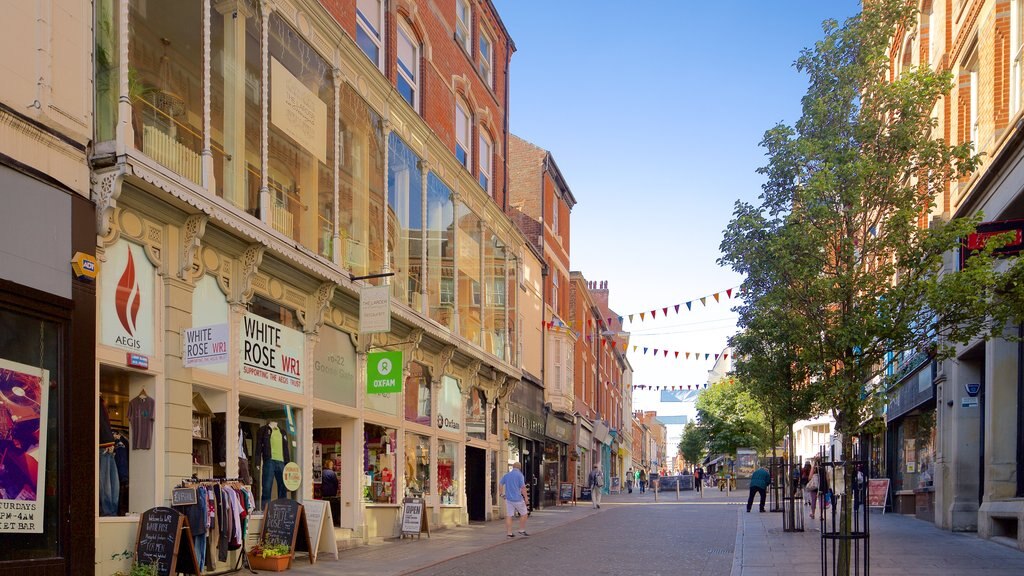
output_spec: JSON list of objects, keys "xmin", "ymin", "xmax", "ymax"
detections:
[{"xmin": 177, "ymin": 477, "xmax": 256, "ymax": 575}]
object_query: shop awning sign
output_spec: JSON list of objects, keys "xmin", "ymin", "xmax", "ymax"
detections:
[
  {"xmin": 367, "ymin": 350, "xmax": 402, "ymax": 394},
  {"xmin": 359, "ymin": 284, "xmax": 391, "ymax": 334},
  {"xmin": 183, "ymin": 323, "xmax": 229, "ymax": 367}
]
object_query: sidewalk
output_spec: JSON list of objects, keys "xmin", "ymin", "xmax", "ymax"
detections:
[{"xmin": 732, "ymin": 499, "xmax": 1024, "ymax": 576}]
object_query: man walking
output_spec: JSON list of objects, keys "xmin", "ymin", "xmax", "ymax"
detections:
[
  {"xmin": 747, "ymin": 465, "xmax": 771, "ymax": 513},
  {"xmin": 500, "ymin": 462, "xmax": 529, "ymax": 537},
  {"xmin": 626, "ymin": 467, "xmax": 634, "ymax": 493},
  {"xmin": 588, "ymin": 464, "xmax": 604, "ymax": 509}
]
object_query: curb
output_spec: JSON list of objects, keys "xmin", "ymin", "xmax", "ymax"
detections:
[{"xmin": 730, "ymin": 508, "xmax": 743, "ymax": 576}]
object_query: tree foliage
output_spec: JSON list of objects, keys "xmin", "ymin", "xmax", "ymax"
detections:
[
  {"xmin": 692, "ymin": 377, "xmax": 770, "ymax": 456},
  {"xmin": 678, "ymin": 421, "xmax": 707, "ymax": 466}
]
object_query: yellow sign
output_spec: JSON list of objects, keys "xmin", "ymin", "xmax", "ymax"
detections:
[
  {"xmin": 283, "ymin": 461, "xmax": 302, "ymax": 491},
  {"xmin": 70, "ymin": 252, "xmax": 98, "ymax": 281}
]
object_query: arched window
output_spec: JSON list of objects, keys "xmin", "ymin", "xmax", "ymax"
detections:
[
  {"xmin": 478, "ymin": 129, "xmax": 493, "ymax": 193},
  {"xmin": 455, "ymin": 98, "xmax": 472, "ymax": 169}
]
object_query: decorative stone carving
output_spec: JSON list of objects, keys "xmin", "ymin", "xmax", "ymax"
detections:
[
  {"xmin": 437, "ymin": 345, "xmax": 456, "ymax": 378},
  {"xmin": 304, "ymin": 282, "xmax": 336, "ymax": 334},
  {"xmin": 234, "ymin": 244, "xmax": 265, "ymax": 304},
  {"xmin": 91, "ymin": 162, "xmax": 126, "ymax": 238},
  {"xmin": 180, "ymin": 215, "xmax": 209, "ymax": 281},
  {"xmin": 497, "ymin": 375, "xmax": 516, "ymax": 402}
]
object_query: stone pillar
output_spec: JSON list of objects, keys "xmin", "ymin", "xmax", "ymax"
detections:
[
  {"xmin": 947, "ymin": 353, "xmax": 982, "ymax": 531},
  {"xmin": 163, "ymin": 274, "xmax": 197, "ymax": 495}
]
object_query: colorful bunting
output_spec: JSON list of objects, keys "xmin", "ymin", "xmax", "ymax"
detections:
[
  {"xmin": 700, "ymin": 297, "xmax": 707, "ymax": 306},
  {"xmin": 713, "ymin": 293, "xmax": 720, "ymax": 303},
  {"xmin": 727, "ymin": 288, "xmax": 733, "ymax": 298},
  {"xmin": 651, "ymin": 310, "xmax": 657, "ymax": 319},
  {"xmin": 674, "ymin": 304, "xmax": 680, "ymax": 313},
  {"xmin": 686, "ymin": 301, "xmax": 692, "ymax": 311}
]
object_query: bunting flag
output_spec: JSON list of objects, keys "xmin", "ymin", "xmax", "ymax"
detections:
[
  {"xmin": 713, "ymin": 293, "xmax": 720, "ymax": 303},
  {"xmin": 631, "ymin": 348, "xmax": 728, "ymax": 361},
  {"xmin": 727, "ymin": 288, "xmax": 733, "ymax": 298},
  {"xmin": 651, "ymin": 310, "xmax": 657, "ymax": 319},
  {"xmin": 686, "ymin": 301, "xmax": 692, "ymax": 311},
  {"xmin": 640, "ymin": 312, "xmax": 646, "ymax": 321},
  {"xmin": 674, "ymin": 304, "xmax": 680, "ymax": 313},
  {"xmin": 663, "ymin": 350, "xmax": 668, "ymax": 357},
  {"xmin": 617, "ymin": 285, "xmax": 741, "ymax": 323},
  {"xmin": 700, "ymin": 297, "xmax": 707, "ymax": 306},
  {"xmin": 674, "ymin": 351, "xmax": 679, "ymax": 358},
  {"xmin": 633, "ymin": 345, "xmax": 638, "ymax": 352},
  {"xmin": 643, "ymin": 347, "xmax": 648, "ymax": 354},
  {"xmin": 618, "ymin": 315, "xmax": 624, "ymax": 325},
  {"xmin": 629, "ymin": 314, "xmax": 634, "ymax": 323},
  {"xmin": 662, "ymin": 307, "xmax": 668, "ymax": 316}
]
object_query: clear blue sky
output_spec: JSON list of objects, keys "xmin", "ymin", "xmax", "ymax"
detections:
[{"xmin": 492, "ymin": 1, "xmax": 861, "ymax": 412}]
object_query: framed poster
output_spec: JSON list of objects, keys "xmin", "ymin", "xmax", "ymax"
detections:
[{"xmin": 0, "ymin": 358, "xmax": 49, "ymax": 533}]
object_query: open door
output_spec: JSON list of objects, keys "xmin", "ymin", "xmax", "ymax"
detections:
[{"xmin": 466, "ymin": 446, "xmax": 486, "ymax": 522}]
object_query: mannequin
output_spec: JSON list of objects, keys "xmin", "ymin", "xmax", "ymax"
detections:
[{"xmin": 254, "ymin": 421, "xmax": 290, "ymax": 507}]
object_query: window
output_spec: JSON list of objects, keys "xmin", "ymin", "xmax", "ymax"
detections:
[
  {"xmin": 427, "ymin": 174, "xmax": 455, "ymax": 329},
  {"xmin": 478, "ymin": 131, "xmax": 492, "ymax": 192},
  {"xmin": 455, "ymin": 0, "xmax": 471, "ymax": 53},
  {"xmin": 455, "ymin": 100, "xmax": 471, "ymax": 169},
  {"xmin": 969, "ymin": 55, "xmax": 979, "ymax": 150},
  {"xmin": 396, "ymin": 22, "xmax": 419, "ymax": 110},
  {"xmin": 405, "ymin": 432, "xmax": 431, "ymax": 496},
  {"xmin": 388, "ymin": 133, "xmax": 423, "ymax": 311},
  {"xmin": 551, "ymin": 272, "xmax": 558, "ymax": 312},
  {"xmin": 440, "ymin": 278, "xmax": 455, "ymax": 305},
  {"xmin": 357, "ymin": 0, "xmax": 384, "ymax": 70},
  {"xmin": 404, "ymin": 362, "xmax": 431, "ymax": 425},
  {"xmin": 478, "ymin": 28, "xmax": 493, "ymax": 88},
  {"xmin": 364, "ymin": 424, "xmax": 397, "ymax": 503},
  {"xmin": 928, "ymin": 3, "xmax": 939, "ymax": 67},
  {"xmin": 551, "ymin": 193, "xmax": 559, "ymax": 235}
]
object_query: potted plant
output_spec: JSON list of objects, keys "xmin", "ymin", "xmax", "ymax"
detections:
[{"xmin": 246, "ymin": 538, "xmax": 292, "ymax": 571}]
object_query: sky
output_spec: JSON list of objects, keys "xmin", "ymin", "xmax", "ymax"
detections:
[{"xmin": 491, "ymin": 1, "xmax": 862, "ymax": 416}]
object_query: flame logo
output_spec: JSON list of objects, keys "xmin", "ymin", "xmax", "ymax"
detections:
[{"xmin": 115, "ymin": 249, "xmax": 141, "ymax": 336}]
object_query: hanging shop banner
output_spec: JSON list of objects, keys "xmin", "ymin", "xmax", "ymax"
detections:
[
  {"xmin": 240, "ymin": 313, "xmax": 305, "ymax": 393},
  {"xmin": 436, "ymin": 375, "xmax": 462, "ymax": 433},
  {"xmin": 359, "ymin": 284, "xmax": 391, "ymax": 334},
  {"xmin": 100, "ymin": 241, "xmax": 155, "ymax": 355},
  {"xmin": 545, "ymin": 413, "xmax": 573, "ymax": 444},
  {"xmin": 367, "ymin": 350, "xmax": 402, "ymax": 395},
  {"xmin": 183, "ymin": 323, "xmax": 229, "ymax": 367},
  {"xmin": 0, "ymin": 358, "xmax": 50, "ymax": 533},
  {"xmin": 270, "ymin": 57, "xmax": 327, "ymax": 164}
]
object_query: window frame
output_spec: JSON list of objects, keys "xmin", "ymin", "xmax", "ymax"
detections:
[
  {"xmin": 478, "ymin": 26, "xmax": 493, "ymax": 89},
  {"xmin": 478, "ymin": 130, "xmax": 492, "ymax": 192},
  {"xmin": 356, "ymin": 0, "xmax": 385, "ymax": 71},
  {"xmin": 455, "ymin": 99, "xmax": 471, "ymax": 170},
  {"xmin": 396, "ymin": 20, "xmax": 419, "ymax": 111},
  {"xmin": 1013, "ymin": 0, "xmax": 1024, "ymax": 116},
  {"xmin": 455, "ymin": 0, "xmax": 471, "ymax": 54}
]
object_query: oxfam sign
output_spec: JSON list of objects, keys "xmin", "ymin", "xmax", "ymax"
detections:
[{"xmin": 367, "ymin": 350, "xmax": 403, "ymax": 394}]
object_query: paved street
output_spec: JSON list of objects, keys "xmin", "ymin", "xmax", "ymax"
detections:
[{"xmin": 282, "ymin": 486, "xmax": 1024, "ymax": 576}]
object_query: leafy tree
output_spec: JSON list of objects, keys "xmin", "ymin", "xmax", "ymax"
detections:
[
  {"xmin": 692, "ymin": 377, "xmax": 769, "ymax": 457},
  {"xmin": 678, "ymin": 421, "xmax": 708, "ymax": 467},
  {"xmin": 720, "ymin": 1, "xmax": 999, "ymax": 571}
]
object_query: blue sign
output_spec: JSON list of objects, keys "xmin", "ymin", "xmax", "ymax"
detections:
[{"xmin": 965, "ymin": 383, "xmax": 980, "ymax": 397}]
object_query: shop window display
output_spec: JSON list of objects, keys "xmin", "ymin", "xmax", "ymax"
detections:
[
  {"xmin": 466, "ymin": 387, "xmax": 487, "ymax": 440},
  {"xmin": 438, "ymin": 440, "xmax": 458, "ymax": 504},
  {"xmin": 388, "ymin": 132, "xmax": 424, "ymax": 311},
  {"xmin": 98, "ymin": 366, "xmax": 154, "ymax": 517},
  {"xmin": 364, "ymin": 424, "xmax": 396, "ymax": 503},
  {"xmin": 405, "ymin": 433, "xmax": 431, "ymax": 497}
]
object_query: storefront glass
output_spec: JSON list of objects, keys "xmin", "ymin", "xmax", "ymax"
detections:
[
  {"xmin": 404, "ymin": 362, "xmax": 431, "ymax": 425},
  {"xmin": 363, "ymin": 424, "xmax": 396, "ymax": 503},
  {"xmin": 425, "ymin": 173, "xmax": 455, "ymax": 329},
  {"xmin": 339, "ymin": 82, "xmax": 386, "ymax": 276},
  {"xmin": 437, "ymin": 375, "xmax": 462, "ymax": 434},
  {"xmin": 405, "ymin": 433, "xmax": 431, "ymax": 497},
  {"xmin": 192, "ymin": 275, "xmax": 229, "ymax": 375},
  {"xmin": 457, "ymin": 203, "xmax": 482, "ymax": 344},
  {"xmin": 0, "ymin": 307, "xmax": 61, "ymax": 559},
  {"xmin": 483, "ymin": 228, "xmax": 508, "ymax": 360},
  {"xmin": 388, "ymin": 132, "xmax": 423, "ymax": 311},
  {"xmin": 438, "ymin": 440, "xmax": 458, "ymax": 504},
  {"xmin": 240, "ymin": 399, "xmax": 301, "ymax": 509},
  {"xmin": 313, "ymin": 326, "xmax": 356, "ymax": 407},
  {"xmin": 211, "ymin": 0, "xmax": 262, "ymax": 213},
  {"xmin": 268, "ymin": 13, "xmax": 335, "ymax": 257},
  {"xmin": 465, "ymin": 387, "xmax": 486, "ymax": 440},
  {"xmin": 128, "ymin": 0, "xmax": 203, "ymax": 183},
  {"xmin": 895, "ymin": 412, "xmax": 935, "ymax": 492}
]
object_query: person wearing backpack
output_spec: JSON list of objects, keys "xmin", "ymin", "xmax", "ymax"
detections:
[{"xmin": 588, "ymin": 464, "xmax": 604, "ymax": 509}]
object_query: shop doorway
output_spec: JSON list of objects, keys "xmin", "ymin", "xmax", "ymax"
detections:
[
  {"xmin": 466, "ymin": 446, "xmax": 486, "ymax": 522},
  {"xmin": 524, "ymin": 442, "xmax": 541, "ymax": 511},
  {"xmin": 239, "ymin": 396, "xmax": 301, "ymax": 510}
]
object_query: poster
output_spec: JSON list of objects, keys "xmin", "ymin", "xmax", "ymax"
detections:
[
  {"xmin": 0, "ymin": 358, "xmax": 49, "ymax": 533},
  {"xmin": 240, "ymin": 313, "xmax": 305, "ymax": 393}
]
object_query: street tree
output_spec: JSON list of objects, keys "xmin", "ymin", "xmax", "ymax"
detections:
[
  {"xmin": 678, "ymin": 421, "xmax": 707, "ymax": 469},
  {"xmin": 693, "ymin": 377, "xmax": 769, "ymax": 457},
  {"xmin": 720, "ymin": 1, "xmax": 999, "ymax": 572}
]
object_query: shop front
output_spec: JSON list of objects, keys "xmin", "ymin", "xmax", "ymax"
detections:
[
  {"xmin": 886, "ymin": 356, "xmax": 936, "ymax": 519},
  {"xmin": 576, "ymin": 421, "xmax": 594, "ymax": 490},
  {"xmin": 507, "ymin": 380, "xmax": 546, "ymax": 511},
  {"xmin": 543, "ymin": 412, "xmax": 573, "ymax": 506},
  {"xmin": 594, "ymin": 420, "xmax": 612, "ymax": 491}
]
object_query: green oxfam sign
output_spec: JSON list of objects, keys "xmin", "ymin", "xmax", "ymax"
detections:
[{"xmin": 367, "ymin": 350, "xmax": 403, "ymax": 394}]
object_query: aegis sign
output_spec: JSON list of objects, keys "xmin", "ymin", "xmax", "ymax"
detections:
[{"xmin": 100, "ymin": 241, "xmax": 155, "ymax": 355}]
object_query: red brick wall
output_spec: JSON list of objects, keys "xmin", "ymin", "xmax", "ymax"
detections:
[{"xmin": 995, "ymin": 0, "xmax": 1010, "ymax": 131}]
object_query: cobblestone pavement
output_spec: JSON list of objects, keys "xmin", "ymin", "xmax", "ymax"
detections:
[{"xmin": 281, "ymin": 485, "xmax": 1024, "ymax": 576}]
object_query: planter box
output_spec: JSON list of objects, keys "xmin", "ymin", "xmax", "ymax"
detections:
[{"xmin": 247, "ymin": 552, "xmax": 292, "ymax": 571}]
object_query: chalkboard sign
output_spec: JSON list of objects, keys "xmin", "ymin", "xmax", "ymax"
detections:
[
  {"xmin": 135, "ymin": 507, "xmax": 200, "ymax": 576},
  {"xmin": 610, "ymin": 476, "xmax": 621, "ymax": 493},
  {"xmin": 261, "ymin": 499, "xmax": 314, "ymax": 564},
  {"xmin": 867, "ymin": 478, "xmax": 890, "ymax": 513},
  {"xmin": 559, "ymin": 482, "xmax": 574, "ymax": 503},
  {"xmin": 171, "ymin": 487, "xmax": 197, "ymax": 506},
  {"xmin": 579, "ymin": 486, "xmax": 592, "ymax": 501}
]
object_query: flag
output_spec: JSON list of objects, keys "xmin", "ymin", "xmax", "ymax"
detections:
[
  {"xmin": 629, "ymin": 314, "xmax": 634, "ymax": 323},
  {"xmin": 723, "ymin": 353, "xmax": 728, "ymax": 359},
  {"xmin": 640, "ymin": 312, "xmax": 646, "ymax": 321},
  {"xmin": 651, "ymin": 310, "xmax": 657, "ymax": 319},
  {"xmin": 662, "ymin": 307, "xmax": 668, "ymax": 316},
  {"xmin": 674, "ymin": 351, "xmax": 679, "ymax": 358},
  {"xmin": 713, "ymin": 293, "xmax": 720, "ymax": 303},
  {"xmin": 643, "ymin": 347, "xmax": 648, "ymax": 354},
  {"xmin": 700, "ymin": 297, "xmax": 707, "ymax": 306},
  {"xmin": 663, "ymin": 350, "xmax": 668, "ymax": 357},
  {"xmin": 726, "ymin": 288, "xmax": 733, "ymax": 298},
  {"xmin": 686, "ymin": 301, "xmax": 692, "ymax": 311},
  {"xmin": 674, "ymin": 304, "xmax": 680, "ymax": 313}
]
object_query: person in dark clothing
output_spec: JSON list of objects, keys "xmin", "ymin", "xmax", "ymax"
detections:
[
  {"xmin": 320, "ymin": 459, "xmax": 339, "ymax": 497},
  {"xmin": 747, "ymin": 466, "xmax": 771, "ymax": 513}
]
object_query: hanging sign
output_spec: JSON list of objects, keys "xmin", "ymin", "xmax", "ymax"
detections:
[
  {"xmin": 0, "ymin": 358, "xmax": 50, "ymax": 533},
  {"xmin": 367, "ymin": 350, "xmax": 402, "ymax": 395},
  {"xmin": 183, "ymin": 323, "xmax": 229, "ymax": 367},
  {"xmin": 100, "ymin": 241, "xmax": 155, "ymax": 355},
  {"xmin": 359, "ymin": 284, "xmax": 391, "ymax": 334},
  {"xmin": 240, "ymin": 313, "xmax": 305, "ymax": 393}
]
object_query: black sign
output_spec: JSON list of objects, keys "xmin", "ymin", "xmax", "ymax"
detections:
[
  {"xmin": 135, "ymin": 507, "xmax": 199, "ymax": 576},
  {"xmin": 171, "ymin": 487, "xmax": 197, "ymax": 506},
  {"xmin": 559, "ymin": 482, "xmax": 574, "ymax": 503},
  {"xmin": 579, "ymin": 486, "xmax": 592, "ymax": 501},
  {"xmin": 262, "ymin": 499, "xmax": 313, "ymax": 562}
]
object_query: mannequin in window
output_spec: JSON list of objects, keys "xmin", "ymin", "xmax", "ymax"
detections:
[{"xmin": 254, "ymin": 421, "xmax": 290, "ymax": 507}]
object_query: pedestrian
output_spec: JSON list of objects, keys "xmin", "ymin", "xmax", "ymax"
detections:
[
  {"xmin": 747, "ymin": 465, "xmax": 770, "ymax": 513},
  {"xmin": 694, "ymin": 467, "xmax": 703, "ymax": 493},
  {"xmin": 807, "ymin": 459, "xmax": 826, "ymax": 519},
  {"xmin": 587, "ymin": 464, "xmax": 604, "ymax": 509},
  {"xmin": 499, "ymin": 462, "xmax": 529, "ymax": 537},
  {"xmin": 853, "ymin": 465, "xmax": 866, "ymax": 512},
  {"xmin": 638, "ymin": 469, "xmax": 647, "ymax": 493},
  {"xmin": 626, "ymin": 467, "xmax": 634, "ymax": 493}
]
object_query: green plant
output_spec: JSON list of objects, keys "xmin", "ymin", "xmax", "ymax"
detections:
[{"xmin": 251, "ymin": 538, "xmax": 290, "ymax": 558}]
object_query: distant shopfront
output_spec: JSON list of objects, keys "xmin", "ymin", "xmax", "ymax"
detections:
[{"xmin": 886, "ymin": 354, "xmax": 936, "ymax": 518}]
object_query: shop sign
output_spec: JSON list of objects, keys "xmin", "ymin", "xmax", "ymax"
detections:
[
  {"xmin": 961, "ymin": 397, "xmax": 979, "ymax": 408},
  {"xmin": 0, "ymin": 358, "xmax": 49, "ymax": 533},
  {"xmin": 507, "ymin": 406, "xmax": 544, "ymax": 439},
  {"xmin": 270, "ymin": 57, "xmax": 327, "ymax": 163},
  {"xmin": 593, "ymin": 421, "xmax": 611, "ymax": 445},
  {"xmin": 100, "ymin": 241, "xmax": 155, "ymax": 355},
  {"xmin": 313, "ymin": 327, "xmax": 356, "ymax": 406},
  {"xmin": 367, "ymin": 350, "xmax": 402, "ymax": 394},
  {"xmin": 283, "ymin": 462, "xmax": 302, "ymax": 491},
  {"xmin": 126, "ymin": 353, "xmax": 149, "ymax": 370},
  {"xmin": 545, "ymin": 413, "xmax": 573, "ymax": 444},
  {"xmin": 183, "ymin": 323, "xmax": 229, "ymax": 367},
  {"xmin": 436, "ymin": 375, "xmax": 462, "ymax": 432},
  {"xmin": 240, "ymin": 313, "xmax": 305, "ymax": 393},
  {"xmin": 960, "ymin": 218, "xmax": 1024, "ymax": 269},
  {"xmin": 359, "ymin": 284, "xmax": 391, "ymax": 334}
]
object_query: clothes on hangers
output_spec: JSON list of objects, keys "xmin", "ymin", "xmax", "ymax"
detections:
[{"xmin": 128, "ymin": 393, "xmax": 155, "ymax": 449}]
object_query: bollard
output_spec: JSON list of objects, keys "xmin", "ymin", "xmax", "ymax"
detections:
[{"xmin": 676, "ymin": 478, "xmax": 680, "ymax": 501}]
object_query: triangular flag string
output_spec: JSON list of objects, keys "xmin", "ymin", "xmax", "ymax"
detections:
[{"xmin": 617, "ymin": 285, "xmax": 741, "ymax": 324}]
